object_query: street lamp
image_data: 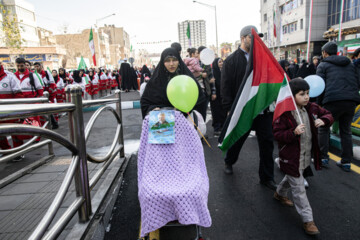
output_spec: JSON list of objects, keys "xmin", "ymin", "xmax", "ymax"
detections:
[
  {"xmin": 193, "ymin": 0, "xmax": 219, "ymax": 56},
  {"xmin": 95, "ymin": 13, "xmax": 116, "ymax": 67}
]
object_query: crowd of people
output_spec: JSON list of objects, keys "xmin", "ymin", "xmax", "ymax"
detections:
[
  {"xmin": 137, "ymin": 25, "xmax": 360, "ymax": 237},
  {"xmin": 0, "ymin": 57, "xmax": 156, "ymax": 161},
  {"xmin": 1, "ymin": 24, "xmax": 360, "ymax": 237}
]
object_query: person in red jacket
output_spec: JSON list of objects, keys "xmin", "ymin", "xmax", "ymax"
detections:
[
  {"xmin": 273, "ymin": 78, "xmax": 333, "ymax": 236},
  {"xmin": 0, "ymin": 61, "xmax": 24, "ymax": 151},
  {"xmin": 13, "ymin": 58, "xmax": 45, "ymax": 156},
  {"xmin": 33, "ymin": 62, "xmax": 59, "ymax": 129},
  {"xmin": 33, "ymin": 62, "xmax": 56, "ymax": 102},
  {"xmin": 14, "ymin": 58, "xmax": 44, "ymax": 98}
]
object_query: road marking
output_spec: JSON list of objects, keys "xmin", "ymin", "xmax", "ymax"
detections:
[{"xmin": 329, "ymin": 152, "xmax": 360, "ymax": 174}]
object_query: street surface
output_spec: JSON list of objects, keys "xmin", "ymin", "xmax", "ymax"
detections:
[{"xmin": 105, "ymin": 94, "xmax": 360, "ymax": 240}]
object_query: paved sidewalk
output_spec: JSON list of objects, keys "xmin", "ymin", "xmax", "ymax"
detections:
[{"xmin": 0, "ymin": 91, "xmax": 142, "ymax": 240}]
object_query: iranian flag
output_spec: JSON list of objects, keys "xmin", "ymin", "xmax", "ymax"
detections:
[
  {"xmin": 186, "ymin": 22, "xmax": 191, "ymax": 48},
  {"xmin": 273, "ymin": 9, "xmax": 277, "ymax": 38},
  {"xmin": 218, "ymin": 29, "xmax": 285, "ymax": 152},
  {"xmin": 273, "ymin": 74, "xmax": 297, "ymax": 122},
  {"xmin": 89, "ymin": 28, "xmax": 97, "ymax": 66}
]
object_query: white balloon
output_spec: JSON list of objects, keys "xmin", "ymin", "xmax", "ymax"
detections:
[{"xmin": 200, "ymin": 48, "xmax": 215, "ymax": 65}]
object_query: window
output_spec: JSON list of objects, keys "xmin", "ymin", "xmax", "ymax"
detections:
[
  {"xmin": 264, "ymin": 13, "xmax": 267, "ymax": 22},
  {"xmin": 300, "ymin": 19, "xmax": 303, "ymax": 29},
  {"xmin": 264, "ymin": 0, "xmax": 267, "ymax": 3},
  {"xmin": 264, "ymin": 32, "xmax": 268, "ymax": 40}
]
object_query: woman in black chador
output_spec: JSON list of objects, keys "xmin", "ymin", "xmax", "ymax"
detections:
[
  {"xmin": 140, "ymin": 65, "xmax": 151, "ymax": 84},
  {"xmin": 120, "ymin": 60, "xmax": 137, "ymax": 92},
  {"xmin": 140, "ymin": 47, "xmax": 207, "ymax": 119}
]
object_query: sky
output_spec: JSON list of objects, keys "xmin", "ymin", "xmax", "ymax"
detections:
[{"xmin": 28, "ymin": 0, "xmax": 261, "ymax": 53}]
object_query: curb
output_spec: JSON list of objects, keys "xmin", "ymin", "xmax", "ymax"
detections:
[
  {"xmin": 330, "ymin": 133, "xmax": 360, "ymax": 160},
  {"xmin": 66, "ymin": 154, "xmax": 134, "ymax": 240}
]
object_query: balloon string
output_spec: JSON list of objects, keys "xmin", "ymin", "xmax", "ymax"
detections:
[{"xmin": 187, "ymin": 112, "xmax": 212, "ymax": 149}]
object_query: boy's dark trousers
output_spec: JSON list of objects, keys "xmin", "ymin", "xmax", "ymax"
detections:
[
  {"xmin": 224, "ymin": 112, "xmax": 275, "ymax": 182},
  {"xmin": 318, "ymin": 100, "xmax": 356, "ymax": 163}
]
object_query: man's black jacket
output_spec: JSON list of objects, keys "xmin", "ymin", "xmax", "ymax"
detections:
[{"xmin": 220, "ymin": 48, "xmax": 248, "ymax": 112}]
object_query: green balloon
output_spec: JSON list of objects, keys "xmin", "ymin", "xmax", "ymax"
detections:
[{"xmin": 166, "ymin": 75, "xmax": 199, "ymax": 113}]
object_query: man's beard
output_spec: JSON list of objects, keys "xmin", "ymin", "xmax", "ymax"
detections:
[{"xmin": 19, "ymin": 68, "xmax": 25, "ymax": 73}]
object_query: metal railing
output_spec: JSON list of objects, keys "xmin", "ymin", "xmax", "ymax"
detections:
[
  {"xmin": 0, "ymin": 86, "xmax": 125, "ymax": 240},
  {"xmin": 0, "ymin": 92, "xmax": 54, "ymax": 163}
]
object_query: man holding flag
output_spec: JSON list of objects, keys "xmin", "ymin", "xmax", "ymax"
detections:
[{"xmin": 219, "ymin": 25, "xmax": 281, "ymax": 190}]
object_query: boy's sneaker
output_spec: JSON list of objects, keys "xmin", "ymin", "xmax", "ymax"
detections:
[
  {"xmin": 321, "ymin": 159, "xmax": 329, "ymax": 167},
  {"xmin": 303, "ymin": 221, "xmax": 320, "ymax": 235},
  {"xmin": 274, "ymin": 192, "xmax": 294, "ymax": 207},
  {"xmin": 336, "ymin": 160, "xmax": 351, "ymax": 172},
  {"xmin": 304, "ymin": 178, "xmax": 309, "ymax": 189}
]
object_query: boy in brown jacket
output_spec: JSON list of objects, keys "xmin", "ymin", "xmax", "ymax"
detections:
[{"xmin": 273, "ymin": 78, "xmax": 333, "ymax": 235}]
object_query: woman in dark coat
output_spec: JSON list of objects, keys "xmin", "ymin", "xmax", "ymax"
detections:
[
  {"xmin": 140, "ymin": 65, "xmax": 151, "ymax": 84},
  {"xmin": 210, "ymin": 58, "xmax": 227, "ymax": 135},
  {"xmin": 279, "ymin": 60, "xmax": 293, "ymax": 79},
  {"xmin": 140, "ymin": 47, "xmax": 207, "ymax": 119}
]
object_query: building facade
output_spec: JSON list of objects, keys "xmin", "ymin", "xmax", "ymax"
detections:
[
  {"xmin": 55, "ymin": 26, "xmax": 130, "ymax": 69},
  {"xmin": 324, "ymin": 0, "xmax": 360, "ymax": 56},
  {"xmin": 261, "ymin": 0, "xmax": 328, "ymax": 62},
  {"xmin": 1, "ymin": 0, "xmax": 40, "ymax": 47},
  {"xmin": 178, "ymin": 20, "xmax": 206, "ymax": 56},
  {"xmin": 99, "ymin": 25, "xmax": 130, "ymax": 65}
]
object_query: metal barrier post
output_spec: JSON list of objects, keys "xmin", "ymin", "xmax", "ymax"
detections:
[
  {"xmin": 70, "ymin": 86, "xmax": 92, "ymax": 221},
  {"xmin": 66, "ymin": 87, "xmax": 75, "ymax": 144},
  {"xmin": 66, "ymin": 86, "xmax": 71, "ymax": 103},
  {"xmin": 43, "ymin": 91, "xmax": 52, "ymax": 130},
  {"xmin": 115, "ymin": 90, "xmax": 125, "ymax": 158},
  {"xmin": 43, "ymin": 91, "xmax": 54, "ymax": 155}
]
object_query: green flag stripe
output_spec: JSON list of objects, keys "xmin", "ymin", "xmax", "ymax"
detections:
[
  {"xmin": 34, "ymin": 70, "xmax": 44, "ymax": 86},
  {"xmin": 219, "ymin": 82, "xmax": 282, "ymax": 151},
  {"xmin": 186, "ymin": 22, "xmax": 190, "ymax": 39},
  {"xmin": 89, "ymin": 28, "xmax": 93, "ymax": 41}
]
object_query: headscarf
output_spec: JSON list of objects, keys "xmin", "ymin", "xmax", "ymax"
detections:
[
  {"xmin": 59, "ymin": 68, "xmax": 67, "ymax": 79},
  {"xmin": 72, "ymin": 70, "xmax": 82, "ymax": 83},
  {"xmin": 140, "ymin": 65, "xmax": 151, "ymax": 84},
  {"xmin": 88, "ymin": 69, "xmax": 95, "ymax": 80},
  {"xmin": 140, "ymin": 47, "xmax": 207, "ymax": 119},
  {"xmin": 53, "ymin": 71, "xmax": 59, "ymax": 83}
]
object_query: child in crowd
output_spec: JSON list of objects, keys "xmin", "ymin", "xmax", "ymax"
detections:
[
  {"xmin": 184, "ymin": 48, "xmax": 203, "ymax": 79},
  {"xmin": 272, "ymin": 78, "xmax": 333, "ymax": 235}
]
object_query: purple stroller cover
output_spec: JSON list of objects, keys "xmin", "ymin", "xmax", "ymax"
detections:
[{"xmin": 138, "ymin": 111, "xmax": 212, "ymax": 237}]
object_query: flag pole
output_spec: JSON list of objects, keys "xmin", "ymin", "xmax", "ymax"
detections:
[
  {"xmin": 338, "ymin": 0, "xmax": 345, "ymax": 42},
  {"xmin": 285, "ymin": 73, "xmax": 303, "ymax": 124},
  {"xmin": 306, "ymin": 0, "xmax": 314, "ymax": 62}
]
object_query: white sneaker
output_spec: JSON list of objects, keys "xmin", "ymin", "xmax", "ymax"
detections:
[
  {"xmin": 275, "ymin": 157, "xmax": 280, "ymax": 169},
  {"xmin": 304, "ymin": 178, "xmax": 309, "ymax": 189}
]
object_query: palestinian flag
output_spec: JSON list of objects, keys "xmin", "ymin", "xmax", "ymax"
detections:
[
  {"xmin": 273, "ymin": 74, "xmax": 297, "ymax": 122},
  {"xmin": 218, "ymin": 29, "xmax": 285, "ymax": 152},
  {"xmin": 89, "ymin": 28, "xmax": 97, "ymax": 66}
]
